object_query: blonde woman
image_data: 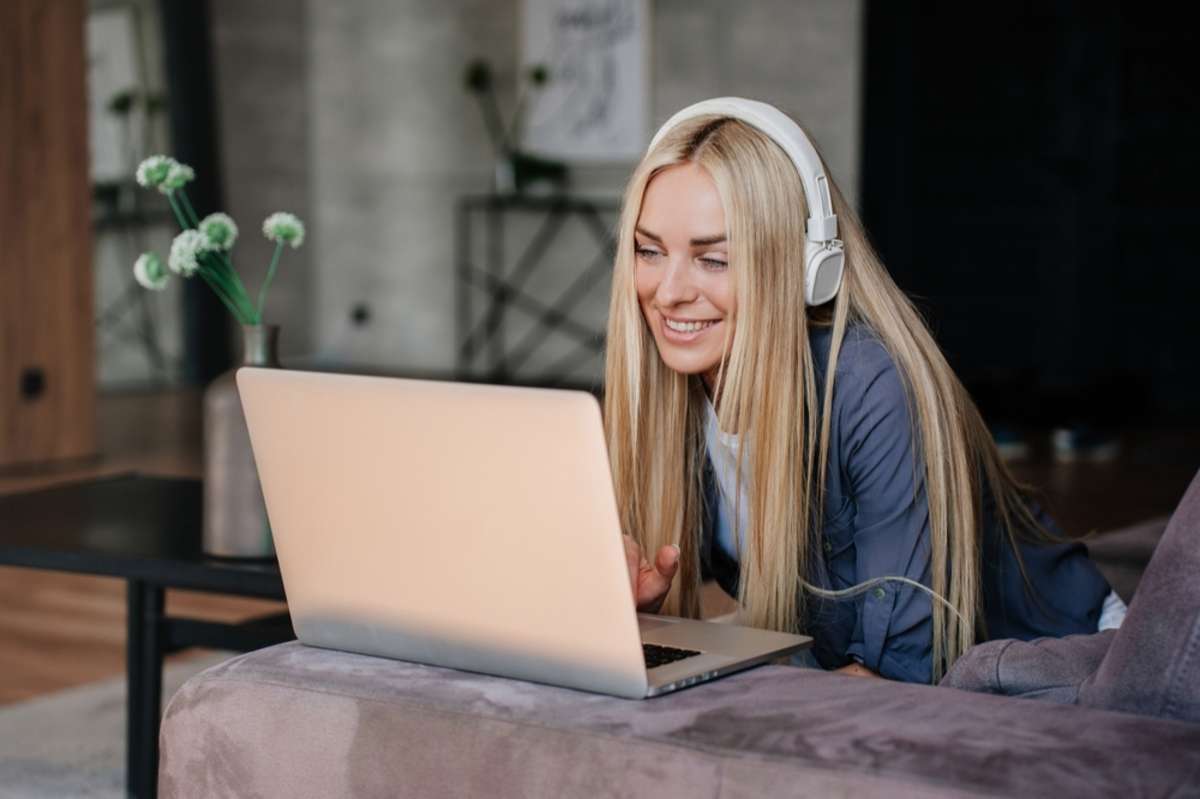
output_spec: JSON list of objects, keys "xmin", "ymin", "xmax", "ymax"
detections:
[{"xmin": 607, "ymin": 98, "xmax": 1125, "ymax": 684}]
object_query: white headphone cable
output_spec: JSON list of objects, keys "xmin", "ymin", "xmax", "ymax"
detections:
[{"xmin": 799, "ymin": 576, "xmax": 968, "ymax": 630}]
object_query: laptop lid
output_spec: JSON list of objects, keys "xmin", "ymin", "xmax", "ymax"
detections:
[{"xmin": 237, "ymin": 368, "xmax": 649, "ymax": 698}]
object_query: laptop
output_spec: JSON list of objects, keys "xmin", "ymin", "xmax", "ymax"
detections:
[{"xmin": 236, "ymin": 368, "xmax": 811, "ymax": 699}]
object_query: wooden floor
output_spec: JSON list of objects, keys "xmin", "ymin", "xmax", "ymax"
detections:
[
  {"xmin": 1005, "ymin": 427, "xmax": 1199, "ymax": 537},
  {"xmin": 0, "ymin": 570, "xmax": 284, "ymax": 704},
  {"xmin": 0, "ymin": 389, "xmax": 284, "ymax": 705},
  {"xmin": 0, "ymin": 390, "xmax": 1196, "ymax": 705}
]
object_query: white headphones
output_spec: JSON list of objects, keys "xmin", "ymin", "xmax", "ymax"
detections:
[{"xmin": 647, "ymin": 97, "xmax": 845, "ymax": 306}]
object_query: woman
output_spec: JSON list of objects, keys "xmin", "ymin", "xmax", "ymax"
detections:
[{"xmin": 606, "ymin": 97, "xmax": 1124, "ymax": 684}]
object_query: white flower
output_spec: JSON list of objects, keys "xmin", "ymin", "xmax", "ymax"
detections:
[
  {"xmin": 262, "ymin": 212, "xmax": 305, "ymax": 248},
  {"xmin": 135, "ymin": 155, "xmax": 173, "ymax": 189},
  {"xmin": 198, "ymin": 212, "xmax": 238, "ymax": 250},
  {"xmin": 168, "ymin": 230, "xmax": 211, "ymax": 277},
  {"xmin": 161, "ymin": 161, "xmax": 195, "ymax": 193},
  {"xmin": 133, "ymin": 252, "xmax": 169, "ymax": 290}
]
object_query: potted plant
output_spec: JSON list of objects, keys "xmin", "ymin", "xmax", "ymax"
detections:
[{"xmin": 133, "ymin": 154, "xmax": 305, "ymax": 558}]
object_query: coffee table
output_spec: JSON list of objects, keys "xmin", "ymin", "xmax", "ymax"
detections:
[{"xmin": 0, "ymin": 474, "xmax": 293, "ymax": 799}]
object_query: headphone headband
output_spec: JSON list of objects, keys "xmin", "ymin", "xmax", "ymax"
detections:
[
  {"xmin": 645, "ymin": 97, "xmax": 845, "ymax": 306},
  {"xmin": 646, "ymin": 97, "xmax": 838, "ymax": 243}
]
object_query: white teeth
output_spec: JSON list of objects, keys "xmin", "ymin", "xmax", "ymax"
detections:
[{"xmin": 666, "ymin": 318, "xmax": 716, "ymax": 333}]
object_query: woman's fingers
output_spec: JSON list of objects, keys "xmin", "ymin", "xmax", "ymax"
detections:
[
  {"xmin": 623, "ymin": 537, "xmax": 682, "ymax": 613},
  {"xmin": 636, "ymin": 545, "xmax": 681, "ymax": 613},
  {"xmin": 655, "ymin": 544, "xmax": 680, "ymax": 580},
  {"xmin": 622, "ymin": 535, "xmax": 643, "ymax": 596}
]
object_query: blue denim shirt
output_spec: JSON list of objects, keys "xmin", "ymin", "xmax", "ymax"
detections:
[{"xmin": 699, "ymin": 324, "xmax": 1111, "ymax": 683}]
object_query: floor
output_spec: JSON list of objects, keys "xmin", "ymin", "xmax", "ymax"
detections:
[
  {"xmin": 1004, "ymin": 427, "xmax": 1199, "ymax": 537},
  {"xmin": 0, "ymin": 389, "xmax": 284, "ymax": 705},
  {"xmin": 0, "ymin": 390, "xmax": 1196, "ymax": 705}
]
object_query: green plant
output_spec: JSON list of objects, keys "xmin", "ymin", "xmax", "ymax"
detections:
[{"xmin": 132, "ymin": 155, "xmax": 304, "ymax": 325}]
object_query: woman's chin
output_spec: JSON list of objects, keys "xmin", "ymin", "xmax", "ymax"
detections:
[{"xmin": 656, "ymin": 350, "xmax": 721, "ymax": 378}]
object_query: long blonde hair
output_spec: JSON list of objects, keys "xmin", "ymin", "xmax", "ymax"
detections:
[{"xmin": 603, "ymin": 115, "xmax": 1053, "ymax": 681}]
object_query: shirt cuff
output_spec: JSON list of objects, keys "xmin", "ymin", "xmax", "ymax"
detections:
[
  {"xmin": 861, "ymin": 581, "xmax": 898, "ymax": 671},
  {"xmin": 1097, "ymin": 589, "xmax": 1127, "ymax": 631}
]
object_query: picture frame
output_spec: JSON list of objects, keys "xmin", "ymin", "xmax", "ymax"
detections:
[{"xmin": 519, "ymin": 0, "xmax": 651, "ymax": 163}]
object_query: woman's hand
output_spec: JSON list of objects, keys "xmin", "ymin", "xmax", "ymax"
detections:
[
  {"xmin": 623, "ymin": 535, "xmax": 680, "ymax": 613},
  {"xmin": 834, "ymin": 662, "xmax": 880, "ymax": 678}
]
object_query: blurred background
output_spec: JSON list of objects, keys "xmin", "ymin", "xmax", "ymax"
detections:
[
  {"xmin": 82, "ymin": 0, "xmax": 865, "ymax": 390},
  {"xmin": 11, "ymin": 1, "xmax": 1199, "ymax": 432},
  {"xmin": 1, "ymin": 0, "xmax": 1198, "ymax": 745}
]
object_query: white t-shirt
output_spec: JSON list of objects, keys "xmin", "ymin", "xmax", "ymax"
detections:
[{"xmin": 703, "ymin": 397, "xmax": 749, "ymax": 562}]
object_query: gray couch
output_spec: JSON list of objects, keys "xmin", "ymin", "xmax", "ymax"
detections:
[
  {"xmin": 159, "ymin": 640, "xmax": 1199, "ymax": 798},
  {"xmin": 159, "ymin": 471, "xmax": 1200, "ymax": 797},
  {"xmin": 943, "ymin": 468, "xmax": 1200, "ymax": 724}
]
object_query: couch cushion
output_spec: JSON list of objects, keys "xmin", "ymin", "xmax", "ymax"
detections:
[
  {"xmin": 1079, "ymin": 469, "xmax": 1200, "ymax": 722},
  {"xmin": 159, "ymin": 642, "xmax": 1200, "ymax": 798}
]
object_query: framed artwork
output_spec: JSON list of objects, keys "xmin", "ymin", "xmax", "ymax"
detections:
[{"xmin": 519, "ymin": 0, "xmax": 650, "ymax": 162}]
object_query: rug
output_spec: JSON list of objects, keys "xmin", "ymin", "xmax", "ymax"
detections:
[{"xmin": 0, "ymin": 652, "xmax": 231, "ymax": 799}]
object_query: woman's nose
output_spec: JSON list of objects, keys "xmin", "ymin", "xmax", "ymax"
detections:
[{"xmin": 655, "ymin": 256, "xmax": 696, "ymax": 306}]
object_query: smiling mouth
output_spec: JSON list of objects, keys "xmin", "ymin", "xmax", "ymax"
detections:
[{"xmin": 664, "ymin": 317, "xmax": 720, "ymax": 334}]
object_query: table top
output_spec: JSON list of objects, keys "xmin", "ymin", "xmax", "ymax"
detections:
[{"xmin": 0, "ymin": 474, "xmax": 285, "ymax": 598}]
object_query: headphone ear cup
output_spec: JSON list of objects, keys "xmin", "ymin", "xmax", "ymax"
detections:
[{"xmin": 804, "ymin": 245, "xmax": 845, "ymax": 306}]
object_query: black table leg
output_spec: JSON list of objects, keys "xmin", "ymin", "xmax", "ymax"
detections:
[{"xmin": 127, "ymin": 579, "xmax": 164, "ymax": 799}]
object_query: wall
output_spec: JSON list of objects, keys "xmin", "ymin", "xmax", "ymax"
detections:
[
  {"xmin": 212, "ymin": 0, "xmax": 863, "ymax": 381},
  {"xmin": 860, "ymin": 3, "xmax": 1200, "ymax": 422},
  {"xmin": 210, "ymin": 0, "xmax": 313, "ymax": 360}
]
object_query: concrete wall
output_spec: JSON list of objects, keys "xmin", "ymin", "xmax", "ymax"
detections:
[
  {"xmin": 213, "ymin": 0, "xmax": 862, "ymax": 381},
  {"xmin": 211, "ymin": 0, "xmax": 313, "ymax": 360}
]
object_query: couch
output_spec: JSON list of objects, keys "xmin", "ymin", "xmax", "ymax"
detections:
[{"xmin": 159, "ymin": 471, "xmax": 1200, "ymax": 797}]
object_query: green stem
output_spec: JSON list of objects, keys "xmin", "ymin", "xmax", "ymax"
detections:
[
  {"xmin": 197, "ymin": 267, "xmax": 247, "ymax": 322},
  {"xmin": 200, "ymin": 253, "xmax": 252, "ymax": 318},
  {"xmin": 177, "ymin": 189, "xmax": 202, "ymax": 227},
  {"xmin": 165, "ymin": 192, "xmax": 254, "ymax": 322},
  {"xmin": 256, "ymin": 241, "xmax": 285, "ymax": 320},
  {"xmin": 201, "ymin": 252, "xmax": 256, "ymax": 322},
  {"xmin": 202, "ymin": 267, "xmax": 248, "ymax": 323},
  {"xmin": 165, "ymin": 191, "xmax": 191, "ymax": 230},
  {"xmin": 168, "ymin": 190, "xmax": 261, "ymax": 322},
  {"xmin": 175, "ymin": 190, "xmax": 258, "ymax": 314},
  {"xmin": 215, "ymin": 250, "xmax": 257, "ymax": 320}
]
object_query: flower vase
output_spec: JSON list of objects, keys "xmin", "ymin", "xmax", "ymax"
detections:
[
  {"xmin": 202, "ymin": 324, "xmax": 281, "ymax": 559},
  {"xmin": 493, "ymin": 154, "xmax": 516, "ymax": 195}
]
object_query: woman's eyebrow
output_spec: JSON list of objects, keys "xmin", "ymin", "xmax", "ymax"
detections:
[{"xmin": 635, "ymin": 226, "xmax": 727, "ymax": 246}]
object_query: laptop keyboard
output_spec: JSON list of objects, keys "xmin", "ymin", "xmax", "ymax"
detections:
[{"xmin": 643, "ymin": 643, "xmax": 702, "ymax": 669}]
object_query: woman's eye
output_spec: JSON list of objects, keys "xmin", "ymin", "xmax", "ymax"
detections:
[
  {"xmin": 701, "ymin": 257, "xmax": 729, "ymax": 270},
  {"xmin": 635, "ymin": 246, "xmax": 662, "ymax": 261}
]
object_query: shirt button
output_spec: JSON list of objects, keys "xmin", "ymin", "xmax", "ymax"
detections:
[
  {"xmin": 822, "ymin": 540, "xmax": 832, "ymax": 553},
  {"xmin": 872, "ymin": 587, "xmax": 886, "ymax": 600}
]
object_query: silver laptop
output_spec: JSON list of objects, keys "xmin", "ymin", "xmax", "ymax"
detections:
[{"xmin": 237, "ymin": 368, "xmax": 811, "ymax": 699}]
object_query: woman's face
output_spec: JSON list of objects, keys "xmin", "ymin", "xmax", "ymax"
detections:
[{"xmin": 634, "ymin": 161, "xmax": 734, "ymax": 392}]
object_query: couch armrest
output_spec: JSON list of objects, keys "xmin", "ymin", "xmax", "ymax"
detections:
[
  {"xmin": 159, "ymin": 642, "xmax": 1200, "ymax": 798},
  {"xmin": 940, "ymin": 630, "xmax": 1116, "ymax": 702}
]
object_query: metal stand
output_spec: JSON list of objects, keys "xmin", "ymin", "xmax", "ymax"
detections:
[
  {"xmin": 126, "ymin": 580, "xmax": 164, "ymax": 799},
  {"xmin": 125, "ymin": 579, "xmax": 294, "ymax": 798},
  {"xmin": 455, "ymin": 194, "xmax": 620, "ymax": 385}
]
